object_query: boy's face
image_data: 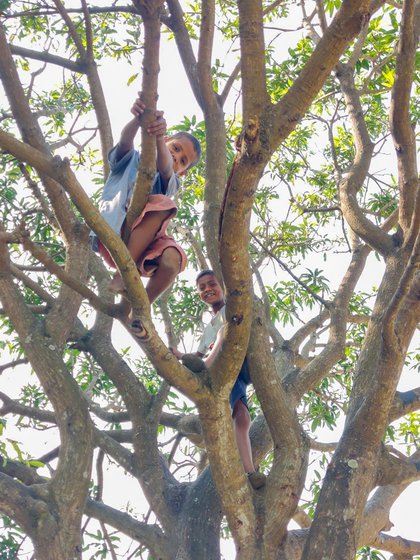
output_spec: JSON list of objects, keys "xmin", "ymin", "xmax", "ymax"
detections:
[
  {"xmin": 196, "ymin": 274, "xmax": 224, "ymax": 307},
  {"xmin": 165, "ymin": 136, "xmax": 197, "ymax": 176}
]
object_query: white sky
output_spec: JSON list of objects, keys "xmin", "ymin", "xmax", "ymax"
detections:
[{"xmin": 0, "ymin": 3, "xmax": 419, "ymax": 558}]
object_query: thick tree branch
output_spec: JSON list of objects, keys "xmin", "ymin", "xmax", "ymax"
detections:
[
  {"xmin": 165, "ymin": 0, "xmax": 227, "ymax": 274},
  {"xmin": 373, "ymin": 533, "xmax": 420, "ymax": 558},
  {"xmin": 197, "ymin": 0, "xmax": 216, "ymax": 106},
  {"xmin": 390, "ymin": 0, "xmax": 419, "ymax": 234},
  {"xmin": 125, "ymin": 3, "xmax": 164, "ymax": 233},
  {"xmin": 0, "ymin": 472, "xmax": 49, "ymax": 538},
  {"xmin": 238, "ymin": 0, "xmax": 269, "ymax": 125},
  {"xmin": 85, "ymin": 499, "xmax": 171, "ymax": 560},
  {"xmin": 248, "ymin": 299, "xmax": 308, "ymax": 553}
]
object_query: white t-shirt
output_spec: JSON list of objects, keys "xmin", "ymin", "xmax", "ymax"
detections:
[{"xmin": 197, "ymin": 306, "xmax": 226, "ymax": 356}]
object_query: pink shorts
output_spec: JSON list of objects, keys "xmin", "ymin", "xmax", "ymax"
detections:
[{"xmin": 98, "ymin": 194, "xmax": 187, "ymax": 277}]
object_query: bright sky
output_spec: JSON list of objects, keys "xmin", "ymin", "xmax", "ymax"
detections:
[{"xmin": 0, "ymin": 4, "xmax": 419, "ymax": 559}]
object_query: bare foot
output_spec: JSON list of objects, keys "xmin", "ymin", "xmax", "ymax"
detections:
[{"xmin": 107, "ymin": 273, "xmax": 127, "ymax": 295}]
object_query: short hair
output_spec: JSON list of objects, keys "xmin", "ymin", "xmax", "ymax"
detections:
[
  {"xmin": 196, "ymin": 269, "xmax": 215, "ymax": 284},
  {"xmin": 171, "ymin": 131, "xmax": 202, "ymax": 169}
]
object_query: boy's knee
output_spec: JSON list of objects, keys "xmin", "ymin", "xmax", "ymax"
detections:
[{"xmin": 159, "ymin": 248, "xmax": 182, "ymax": 275}]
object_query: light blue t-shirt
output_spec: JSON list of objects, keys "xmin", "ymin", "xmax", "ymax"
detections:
[{"xmin": 91, "ymin": 145, "xmax": 180, "ymax": 251}]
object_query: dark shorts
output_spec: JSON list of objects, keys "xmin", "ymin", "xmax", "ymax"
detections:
[{"xmin": 229, "ymin": 357, "xmax": 251, "ymax": 411}]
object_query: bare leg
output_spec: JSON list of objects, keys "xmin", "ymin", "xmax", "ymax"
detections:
[
  {"xmin": 108, "ymin": 209, "xmax": 172, "ymax": 293},
  {"xmin": 128, "ymin": 247, "xmax": 182, "ymax": 339},
  {"xmin": 145, "ymin": 247, "xmax": 182, "ymax": 303},
  {"xmin": 232, "ymin": 400, "xmax": 254, "ymax": 473}
]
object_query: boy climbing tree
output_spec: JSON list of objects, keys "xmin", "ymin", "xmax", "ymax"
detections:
[{"xmin": 91, "ymin": 92, "xmax": 201, "ymax": 335}]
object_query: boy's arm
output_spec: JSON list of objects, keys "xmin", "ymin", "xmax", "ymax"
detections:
[
  {"xmin": 156, "ymin": 134, "xmax": 175, "ymax": 183},
  {"xmin": 114, "ymin": 117, "xmax": 141, "ymax": 161},
  {"xmin": 202, "ymin": 327, "xmax": 225, "ymax": 368},
  {"xmin": 169, "ymin": 348, "xmax": 205, "ymax": 360},
  {"xmin": 114, "ymin": 93, "xmax": 175, "ymax": 185},
  {"xmin": 114, "ymin": 94, "xmax": 147, "ymax": 161}
]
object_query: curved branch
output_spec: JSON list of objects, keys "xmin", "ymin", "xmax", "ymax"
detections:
[
  {"xmin": 85, "ymin": 499, "xmax": 171, "ymax": 560},
  {"xmin": 9, "ymin": 44, "xmax": 85, "ymax": 72},
  {"xmin": 21, "ymin": 235, "xmax": 118, "ymax": 318},
  {"xmin": 0, "ymin": 391, "xmax": 56, "ymax": 423},
  {"xmin": 335, "ymin": 62, "xmax": 394, "ymax": 254},
  {"xmin": 0, "ymin": 472, "xmax": 47, "ymax": 537},
  {"xmin": 248, "ymin": 300, "xmax": 308, "ymax": 551},
  {"xmin": 286, "ymin": 244, "xmax": 371, "ymax": 400}
]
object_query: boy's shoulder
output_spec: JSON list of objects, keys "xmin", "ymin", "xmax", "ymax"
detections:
[{"xmin": 107, "ymin": 146, "xmax": 140, "ymax": 176}]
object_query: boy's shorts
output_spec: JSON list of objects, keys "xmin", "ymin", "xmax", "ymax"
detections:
[
  {"xmin": 98, "ymin": 194, "xmax": 187, "ymax": 276},
  {"xmin": 230, "ymin": 357, "xmax": 251, "ymax": 412}
]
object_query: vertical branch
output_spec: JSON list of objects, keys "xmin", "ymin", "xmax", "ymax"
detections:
[
  {"xmin": 247, "ymin": 300, "xmax": 307, "ymax": 555},
  {"xmin": 164, "ymin": 0, "xmax": 202, "ymax": 104},
  {"xmin": 80, "ymin": 0, "xmax": 114, "ymax": 172},
  {"xmin": 53, "ymin": 0, "xmax": 113, "ymax": 173},
  {"xmin": 389, "ymin": 0, "xmax": 419, "ymax": 235},
  {"xmin": 238, "ymin": 0, "xmax": 269, "ymax": 125},
  {"xmin": 54, "ymin": 0, "xmax": 113, "ymax": 172},
  {"xmin": 125, "ymin": 1, "xmax": 164, "ymax": 233},
  {"xmin": 215, "ymin": 0, "xmax": 271, "ymax": 387},
  {"xmin": 197, "ymin": 0, "xmax": 215, "ymax": 106},
  {"xmin": 164, "ymin": 0, "xmax": 227, "ymax": 275}
]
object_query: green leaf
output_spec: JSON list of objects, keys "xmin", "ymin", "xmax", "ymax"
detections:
[{"xmin": 127, "ymin": 72, "xmax": 139, "ymax": 86}]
